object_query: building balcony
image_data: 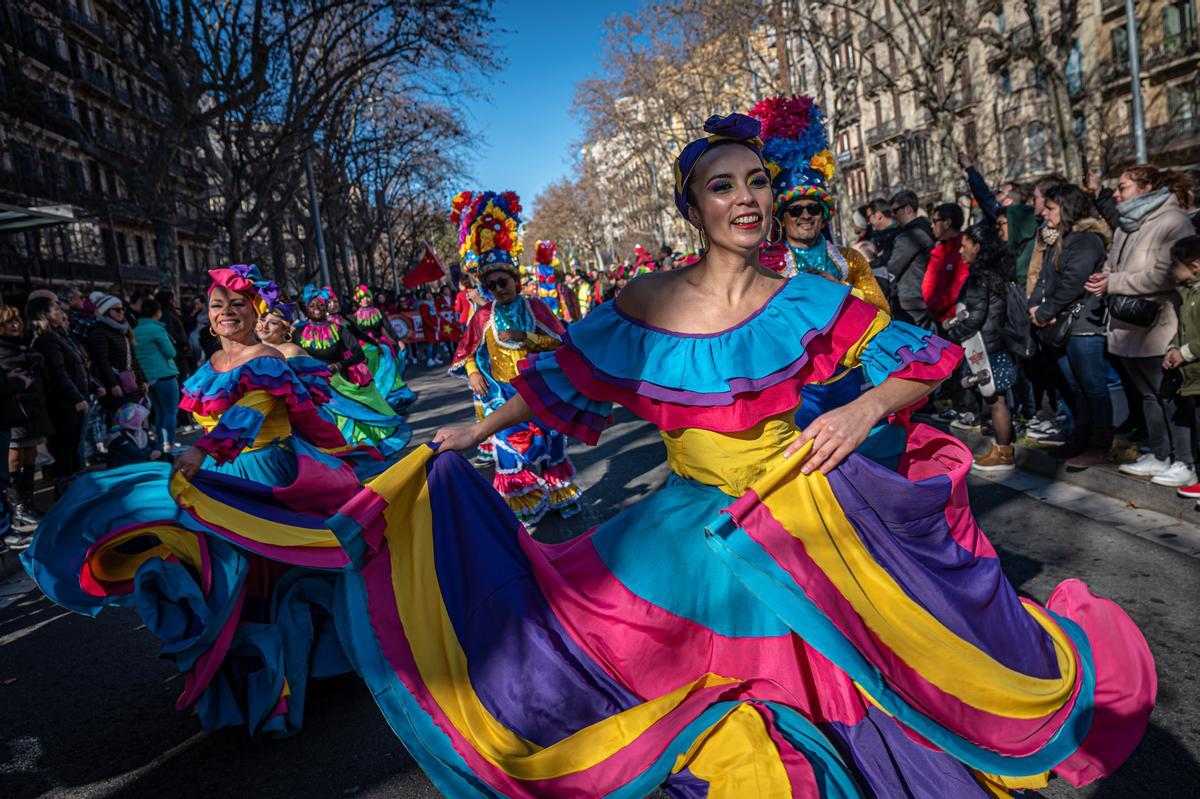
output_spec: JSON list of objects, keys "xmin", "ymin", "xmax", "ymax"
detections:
[
  {"xmin": 76, "ymin": 62, "xmax": 116, "ymax": 98},
  {"xmin": 1, "ymin": 255, "xmax": 123, "ymax": 287},
  {"xmin": 866, "ymin": 120, "xmax": 902, "ymax": 146},
  {"xmin": 1106, "ymin": 116, "xmax": 1200, "ymax": 162},
  {"xmin": 57, "ymin": 2, "xmax": 106, "ymax": 42},
  {"xmin": 862, "ymin": 70, "xmax": 890, "ymax": 95},
  {"xmin": 1101, "ymin": 0, "xmax": 1126, "ymax": 21},
  {"xmin": 1143, "ymin": 31, "xmax": 1200, "ymax": 76}
]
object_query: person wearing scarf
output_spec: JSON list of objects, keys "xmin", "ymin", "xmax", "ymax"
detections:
[{"xmin": 85, "ymin": 292, "xmax": 148, "ymax": 415}]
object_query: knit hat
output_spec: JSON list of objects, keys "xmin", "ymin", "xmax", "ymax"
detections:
[
  {"xmin": 26, "ymin": 289, "xmax": 59, "ymax": 304},
  {"xmin": 93, "ymin": 293, "xmax": 123, "ymax": 317}
]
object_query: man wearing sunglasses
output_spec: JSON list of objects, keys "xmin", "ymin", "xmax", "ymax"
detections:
[
  {"xmin": 449, "ymin": 190, "xmax": 584, "ymax": 527},
  {"xmin": 776, "ymin": 195, "xmax": 889, "ymax": 313}
]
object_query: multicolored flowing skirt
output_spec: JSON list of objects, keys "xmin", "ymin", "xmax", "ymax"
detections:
[
  {"xmin": 326, "ymin": 425, "xmax": 1154, "ymax": 798},
  {"xmin": 473, "ymin": 374, "xmax": 582, "ymax": 525},
  {"xmin": 21, "ymin": 437, "xmax": 362, "ymax": 737},
  {"xmin": 363, "ymin": 338, "xmax": 418, "ymax": 412},
  {"xmin": 325, "ymin": 372, "xmax": 412, "ymax": 458}
]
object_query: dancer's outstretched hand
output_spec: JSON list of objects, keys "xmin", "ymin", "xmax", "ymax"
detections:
[
  {"xmin": 172, "ymin": 446, "xmax": 206, "ymax": 480},
  {"xmin": 786, "ymin": 401, "xmax": 875, "ymax": 475},
  {"xmin": 433, "ymin": 424, "xmax": 484, "ymax": 453}
]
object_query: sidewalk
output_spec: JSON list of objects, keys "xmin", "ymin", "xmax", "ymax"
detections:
[{"xmin": 943, "ymin": 422, "xmax": 1200, "ymax": 560}]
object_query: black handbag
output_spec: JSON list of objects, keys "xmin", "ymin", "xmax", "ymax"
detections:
[
  {"xmin": 1107, "ymin": 294, "xmax": 1160, "ymax": 327},
  {"xmin": 1035, "ymin": 301, "xmax": 1081, "ymax": 350}
]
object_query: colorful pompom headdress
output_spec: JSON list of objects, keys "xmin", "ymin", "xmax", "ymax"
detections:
[
  {"xmin": 353, "ymin": 284, "xmax": 373, "ymax": 302},
  {"xmin": 452, "ymin": 190, "xmax": 524, "ymax": 279},
  {"xmin": 748, "ymin": 95, "xmax": 836, "ymax": 217},
  {"xmin": 535, "ymin": 240, "xmax": 557, "ymax": 266}
]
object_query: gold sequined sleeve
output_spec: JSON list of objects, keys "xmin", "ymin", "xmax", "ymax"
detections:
[{"xmin": 842, "ymin": 247, "xmax": 890, "ymax": 313}]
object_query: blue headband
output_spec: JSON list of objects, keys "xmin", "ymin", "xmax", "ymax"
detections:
[
  {"xmin": 672, "ymin": 113, "xmax": 765, "ymax": 219},
  {"xmin": 302, "ymin": 284, "xmax": 331, "ymax": 305}
]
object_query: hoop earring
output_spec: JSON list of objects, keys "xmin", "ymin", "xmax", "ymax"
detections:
[
  {"xmin": 769, "ymin": 215, "xmax": 783, "ymax": 244},
  {"xmin": 284, "ymin": 330, "xmax": 293, "ymax": 342},
  {"xmin": 698, "ymin": 228, "xmax": 708, "ymax": 252},
  {"xmin": 209, "ymin": 325, "xmax": 217, "ymax": 337}
]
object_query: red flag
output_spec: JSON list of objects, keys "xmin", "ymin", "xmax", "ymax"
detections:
[{"xmin": 403, "ymin": 242, "xmax": 446, "ymax": 288}]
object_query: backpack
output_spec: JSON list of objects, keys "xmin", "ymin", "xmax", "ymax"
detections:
[{"xmin": 1000, "ymin": 281, "xmax": 1035, "ymax": 358}]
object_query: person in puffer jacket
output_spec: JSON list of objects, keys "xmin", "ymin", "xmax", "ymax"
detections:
[{"xmin": 942, "ymin": 223, "xmax": 1019, "ymax": 472}]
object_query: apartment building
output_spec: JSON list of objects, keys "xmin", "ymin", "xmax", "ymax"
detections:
[{"xmin": 0, "ymin": 0, "xmax": 215, "ymax": 293}]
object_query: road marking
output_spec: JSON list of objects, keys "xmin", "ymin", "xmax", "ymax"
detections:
[
  {"xmin": 37, "ymin": 732, "xmax": 205, "ymax": 799},
  {"xmin": 0, "ymin": 610, "xmax": 71, "ymax": 647}
]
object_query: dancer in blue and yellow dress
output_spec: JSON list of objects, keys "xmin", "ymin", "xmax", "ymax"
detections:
[
  {"xmin": 448, "ymin": 190, "xmax": 583, "ymax": 525},
  {"xmin": 294, "ymin": 285, "xmax": 411, "ymax": 456},
  {"xmin": 351, "ymin": 284, "xmax": 417, "ymax": 412},
  {"xmin": 330, "ymin": 114, "xmax": 1155, "ymax": 797},
  {"xmin": 23, "ymin": 264, "xmax": 364, "ymax": 737}
]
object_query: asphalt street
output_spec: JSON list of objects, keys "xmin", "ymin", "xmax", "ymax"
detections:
[{"xmin": 1, "ymin": 363, "xmax": 1198, "ymax": 799}]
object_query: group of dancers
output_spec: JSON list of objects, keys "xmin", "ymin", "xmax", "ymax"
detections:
[{"xmin": 21, "ymin": 96, "xmax": 1156, "ymax": 798}]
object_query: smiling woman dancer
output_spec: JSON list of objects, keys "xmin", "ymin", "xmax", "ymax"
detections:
[
  {"xmin": 321, "ymin": 114, "xmax": 1155, "ymax": 798},
  {"xmin": 24, "ymin": 264, "xmax": 371, "ymax": 736}
]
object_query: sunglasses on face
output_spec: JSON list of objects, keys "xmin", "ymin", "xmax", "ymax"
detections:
[
  {"xmin": 484, "ymin": 277, "xmax": 512, "ymax": 291},
  {"xmin": 785, "ymin": 203, "xmax": 824, "ymax": 219}
]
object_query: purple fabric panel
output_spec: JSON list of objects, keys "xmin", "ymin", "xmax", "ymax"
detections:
[
  {"xmin": 559, "ymin": 304, "xmax": 841, "ymax": 407},
  {"xmin": 664, "ymin": 768, "xmax": 711, "ymax": 798},
  {"xmin": 191, "ymin": 471, "xmax": 330, "ymax": 531},
  {"xmin": 520, "ymin": 367, "xmax": 612, "ymax": 433},
  {"xmin": 424, "ymin": 452, "xmax": 640, "ymax": 747},
  {"xmin": 825, "ymin": 707, "xmax": 991, "ymax": 799},
  {"xmin": 826, "ymin": 456, "xmax": 1060, "ymax": 679}
]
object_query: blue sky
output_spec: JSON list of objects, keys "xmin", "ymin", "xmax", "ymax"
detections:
[{"xmin": 456, "ymin": 0, "xmax": 643, "ymax": 211}]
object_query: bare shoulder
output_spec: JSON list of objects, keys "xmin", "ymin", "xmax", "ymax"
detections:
[
  {"xmin": 613, "ymin": 270, "xmax": 685, "ymax": 318},
  {"xmin": 248, "ymin": 343, "xmax": 285, "ymax": 361},
  {"xmin": 276, "ymin": 342, "xmax": 307, "ymax": 359}
]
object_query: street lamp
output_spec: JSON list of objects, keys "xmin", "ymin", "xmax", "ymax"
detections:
[{"xmin": 1124, "ymin": 0, "xmax": 1147, "ymax": 163}]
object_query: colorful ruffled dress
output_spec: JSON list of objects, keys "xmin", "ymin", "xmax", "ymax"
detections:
[
  {"xmin": 297, "ymin": 319, "xmax": 412, "ymax": 455},
  {"xmin": 287, "ymin": 354, "xmax": 411, "ymax": 460},
  {"xmin": 332, "ymin": 274, "xmax": 1155, "ymax": 797},
  {"xmin": 352, "ymin": 305, "xmax": 417, "ymax": 412},
  {"xmin": 22, "ymin": 356, "xmax": 366, "ymax": 737},
  {"xmin": 451, "ymin": 295, "xmax": 583, "ymax": 525}
]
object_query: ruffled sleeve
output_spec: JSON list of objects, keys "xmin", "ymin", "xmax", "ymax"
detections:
[
  {"xmin": 856, "ymin": 318, "xmax": 962, "ymax": 387},
  {"xmin": 512, "ymin": 351, "xmax": 615, "ymax": 445},
  {"xmin": 286, "ymin": 356, "xmax": 333, "ymax": 406},
  {"xmin": 181, "ymin": 357, "xmax": 346, "ymax": 462}
]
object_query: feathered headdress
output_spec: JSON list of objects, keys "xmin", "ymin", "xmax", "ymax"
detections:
[
  {"xmin": 452, "ymin": 190, "xmax": 524, "ymax": 278},
  {"xmin": 535, "ymin": 240, "xmax": 556, "ymax": 266},
  {"xmin": 748, "ymin": 95, "xmax": 836, "ymax": 216}
]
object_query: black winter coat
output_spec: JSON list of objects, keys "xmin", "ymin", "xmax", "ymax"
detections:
[
  {"xmin": 887, "ymin": 217, "xmax": 935, "ymax": 323},
  {"xmin": 87, "ymin": 321, "xmax": 147, "ymax": 407},
  {"xmin": 943, "ymin": 271, "xmax": 1007, "ymax": 354},
  {"xmin": 1030, "ymin": 224, "xmax": 1109, "ymax": 336},
  {"xmin": 0, "ymin": 336, "xmax": 55, "ymax": 440},
  {"xmin": 32, "ymin": 328, "xmax": 89, "ymax": 410}
]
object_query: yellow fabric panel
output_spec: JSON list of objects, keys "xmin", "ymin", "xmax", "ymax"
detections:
[
  {"xmin": 484, "ymin": 327, "xmax": 527, "ymax": 383},
  {"xmin": 662, "ymin": 413, "xmax": 799, "ymax": 496},
  {"xmin": 169, "ymin": 472, "xmax": 342, "ymax": 549},
  {"xmin": 547, "ymin": 485, "xmax": 581, "ymax": 505},
  {"xmin": 749, "ymin": 442, "xmax": 1080, "ymax": 717},
  {"xmin": 839, "ymin": 307, "xmax": 892, "ymax": 370},
  {"xmin": 674, "ymin": 703, "xmax": 795, "ymax": 798},
  {"xmin": 842, "ymin": 246, "xmax": 890, "ymax": 313},
  {"xmin": 373, "ymin": 447, "xmax": 749, "ymax": 779},
  {"xmin": 88, "ymin": 525, "xmax": 202, "ymax": 584},
  {"xmin": 506, "ymin": 491, "xmax": 545, "ymax": 512},
  {"xmin": 972, "ymin": 768, "xmax": 1048, "ymax": 797},
  {"xmin": 192, "ymin": 389, "xmax": 291, "ymax": 450}
]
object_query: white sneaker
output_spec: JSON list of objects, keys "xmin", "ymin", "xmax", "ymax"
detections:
[
  {"xmin": 1150, "ymin": 461, "xmax": 1197, "ymax": 487},
  {"xmin": 1119, "ymin": 453, "xmax": 1171, "ymax": 478}
]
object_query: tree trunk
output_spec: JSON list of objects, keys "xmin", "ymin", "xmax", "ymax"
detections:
[
  {"xmin": 153, "ymin": 217, "xmax": 177, "ymax": 290},
  {"xmin": 269, "ymin": 216, "xmax": 287, "ymax": 285},
  {"xmin": 934, "ymin": 111, "xmax": 958, "ymax": 202},
  {"xmin": 1046, "ymin": 73, "xmax": 1081, "ymax": 184},
  {"xmin": 226, "ymin": 213, "xmax": 244, "ymax": 264}
]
